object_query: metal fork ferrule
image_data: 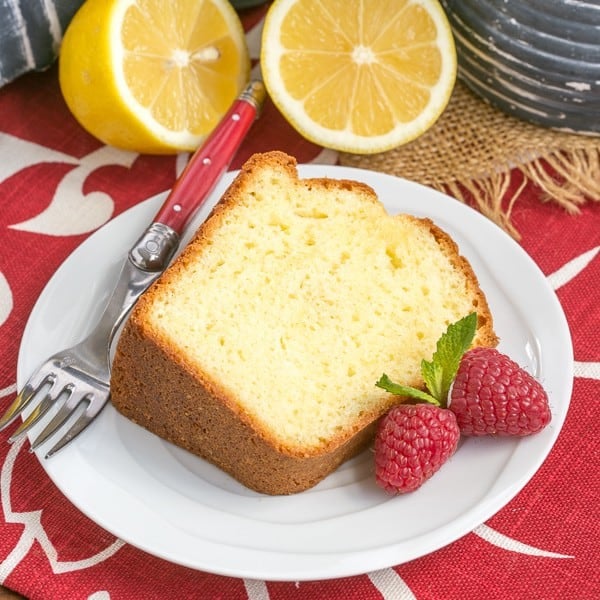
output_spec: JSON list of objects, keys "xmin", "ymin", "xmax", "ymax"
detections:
[
  {"xmin": 239, "ymin": 80, "xmax": 267, "ymax": 115},
  {"xmin": 129, "ymin": 222, "xmax": 180, "ymax": 272}
]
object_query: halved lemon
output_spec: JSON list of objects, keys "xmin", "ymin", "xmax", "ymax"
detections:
[
  {"xmin": 261, "ymin": 0, "xmax": 456, "ymax": 154},
  {"xmin": 59, "ymin": 0, "xmax": 250, "ymax": 154}
]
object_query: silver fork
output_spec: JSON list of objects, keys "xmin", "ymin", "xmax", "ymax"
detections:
[
  {"xmin": 0, "ymin": 241, "xmax": 173, "ymax": 456},
  {"xmin": 0, "ymin": 80, "xmax": 266, "ymax": 458}
]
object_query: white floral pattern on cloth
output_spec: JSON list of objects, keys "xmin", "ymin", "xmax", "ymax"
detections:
[
  {"xmin": 0, "ymin": 438, "xmax": 125, "ymax": 579},
  {"xmin": 1, "ymin": 133, "xmax": 137, "ymax": 236}
]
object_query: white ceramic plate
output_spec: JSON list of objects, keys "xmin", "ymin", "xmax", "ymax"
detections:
[{"xmin": 17, "ymin": 165, "xmax": 573, "ymax": 581}]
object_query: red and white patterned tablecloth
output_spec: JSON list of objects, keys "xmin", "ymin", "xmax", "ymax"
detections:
[{"xmin": 1, "ymin": 5, "xmax": 599, "ymax": 600}]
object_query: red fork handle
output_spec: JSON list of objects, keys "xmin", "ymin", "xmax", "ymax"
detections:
[{"xmin": 153, "ymin": 80, "xmax": 266, "ymax": 235}]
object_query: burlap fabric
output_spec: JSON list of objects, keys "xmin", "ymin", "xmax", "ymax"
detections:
[{"xmin": 340, "ymin": 81, "xmax": 600, "ymax": 238}]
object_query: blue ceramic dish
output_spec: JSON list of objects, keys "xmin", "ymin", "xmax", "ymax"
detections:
[{"xmin": 441, "ymin": 0, "xmax": 600, "ymax": 134}]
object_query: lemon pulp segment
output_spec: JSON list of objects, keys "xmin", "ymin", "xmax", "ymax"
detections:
[
  {"xmin": 119, "ymin": 0, "xmax": 246, "ymax": 136},
  {"xmin": 59, "ymin": 0, "xmax": 250, "ymax": 153},
  {"xmin": 261, "ymin": 0, "xmax": 456, "ymax": 154}
]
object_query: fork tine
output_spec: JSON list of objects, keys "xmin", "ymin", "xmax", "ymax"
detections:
[
  {"xmin": 40, "ymin": 388, "xmax": 109, "ymax": 458},
  {"xmin": 29, "ymin": 391, "xmax": 91, "ymax": 452},
  {"xmin": 0, "ymin": 373, "xmax": 56, "ymax": 431},
  {"xmin": 43, "ymin": 410, "xmax": 99, "ymax": 458},
  {"xmin": 8, "ymin": 385, "xmax": 71, "ymax": 442}
]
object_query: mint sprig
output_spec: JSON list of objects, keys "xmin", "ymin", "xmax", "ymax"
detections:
[{"xmin": 376, "ymin": 312, "xmax": 478, "ymax": 407}]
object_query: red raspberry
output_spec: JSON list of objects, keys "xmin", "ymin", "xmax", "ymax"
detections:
[
  {"xmin": 374, "ymin": 404, "xmax": 460, "ymax": 494},
  {"xmin": 450, "ymin": 347, "xmax": 551, "ymax": 436}
]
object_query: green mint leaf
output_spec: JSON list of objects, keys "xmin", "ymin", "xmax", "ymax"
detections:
[
  {"xmin": 421, "ymin": 312, "xmax": 477, "ymax": 404},
  {"xmin": 376, "ymin": 374, "xmax": 439, "ymax": 406}
]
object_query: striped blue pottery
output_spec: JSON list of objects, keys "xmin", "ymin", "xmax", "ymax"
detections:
[
  {"xmin": 0, "ymin": 0, "xmax": 85, "ymax": 86},
  {"xmin": 440, "ymin": 0, "xmax": 600, "ymax": 134}
]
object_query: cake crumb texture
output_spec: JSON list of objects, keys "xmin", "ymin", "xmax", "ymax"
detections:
[{"xmin": 111, "ymin": 151, "xmax": 497, "ymax": 494}]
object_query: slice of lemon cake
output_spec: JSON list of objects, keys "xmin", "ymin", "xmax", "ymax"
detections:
[{"xmin": 110, "ymin": 151, "xmax": 497, "ymax": 494}]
